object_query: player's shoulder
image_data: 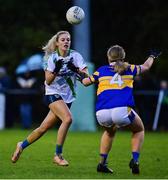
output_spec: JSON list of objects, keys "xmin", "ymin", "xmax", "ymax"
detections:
[
  {"xmin": 97, "ymin": 65, "xmax": 109, "ymax": 72},
  {"xmin": 49, "ymin": 52, "xmax": 59, "ymax": 60},
  {"xmin": 47, "ymin": 52, "xmax": 58, "ymax": 58},
  {"xmin": 69, "ymin": 49, "xmax": 84, "ymax": 62},
  {"xmin": 127, "ymin": 64, "xmax": 137, "ymax": 72},
  {"xmin": 69, "ymin": 49, "xmax": 82, "ymax": 56}
]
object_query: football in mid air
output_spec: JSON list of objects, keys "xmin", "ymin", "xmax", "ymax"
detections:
[{"xmin": 66, "ymin": 6, "xmax": 85, "ymax": 25}]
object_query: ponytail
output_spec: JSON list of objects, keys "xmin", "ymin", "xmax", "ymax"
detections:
[{"xmin": 114, "ymin": 60, "xmax": 129, "ymax": 74}]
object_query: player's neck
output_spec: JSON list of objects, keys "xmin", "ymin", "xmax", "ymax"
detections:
[{"xmin": 57, "ymin": 49, "xmax": 69, "ymax": 57}]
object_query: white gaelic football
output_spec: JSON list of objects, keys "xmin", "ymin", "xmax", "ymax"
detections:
[{"xmin": 66, "ymin": 6, "xmax": 85, "ymax": 25}]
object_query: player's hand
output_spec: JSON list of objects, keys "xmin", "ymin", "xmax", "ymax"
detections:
[
  {"xmin": 76, "ymin": 72, "xmax": 88, "ymax": 82},
  {"xmin": 149, "ymin": 50, "xmax": 162, "ymax": 59},
  {"xmin": 53, "ymin": 59, "xmax": 63, "ymax": 74},
  {"xmin": 67, "ymin": 61, "xmax": 79, "ymax": 73}
]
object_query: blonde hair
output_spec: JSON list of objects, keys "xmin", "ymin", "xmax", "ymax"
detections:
[
  {"xmin": 42, "ymin": 31, "xmax": 70, "ymax": 56},
  {"xmin": 107, "ymin": 45, "xmax": 129, "ymax": 74}
]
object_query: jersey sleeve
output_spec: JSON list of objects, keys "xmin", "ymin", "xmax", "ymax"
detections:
[
  {"xmin": 89, "ymin": 68, "xmax": 100, "ymax": 83},
  {"xmin": 43, "ymin": 54, "xmax": 56, "ymax": 72},
  {"xmin": 129, "ymin": 64, "xmax": 141, "ymax": 76},
  {"xmin": 73, "ymin": 52, "xmax": 87, "ymax": 70}
]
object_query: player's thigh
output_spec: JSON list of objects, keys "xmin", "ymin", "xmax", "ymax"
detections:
[
  {"xmin": 49, "ymin": 100, "xmax": 72, "ymax": 121},
  {"xmin": 125, "ymin": 112, "xmax": 144, "ymax": 132}
]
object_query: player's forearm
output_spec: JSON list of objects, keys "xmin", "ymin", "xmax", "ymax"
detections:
[
  {"xmin": 45, "ymin": 71, "xmax": 56, "ymax": 85},
  {"xmin": 140, "ymin": 57, "xmax": 154, "ymax": 73},
  {"xmin": 80, "ymin": 67, "xmax": 89, "ymax": 76}
]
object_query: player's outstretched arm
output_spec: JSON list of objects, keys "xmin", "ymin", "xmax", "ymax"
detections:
[{"xmin": 140, "ymin": 50, "xmax": 161, "ymax": 73}]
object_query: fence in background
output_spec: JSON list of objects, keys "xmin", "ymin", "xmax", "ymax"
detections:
[{"xmin": 0, "ymin": 89, "xmax": 167, "ymax": 131}]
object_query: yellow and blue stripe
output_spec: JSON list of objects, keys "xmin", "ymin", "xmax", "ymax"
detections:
[{"xmin": 91, "ymin": 64, "xmax": 140, "ymax": 111}]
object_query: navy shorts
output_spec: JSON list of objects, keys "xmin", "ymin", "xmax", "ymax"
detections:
[{"xmin": 44, "ymin": 94, "xmax": 72, "ymax": 108}]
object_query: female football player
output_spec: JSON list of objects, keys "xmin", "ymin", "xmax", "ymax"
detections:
[
  {"xmin": 81, "ymin": 45, "xmax": 161, "ymax": 174},
  {"xmin": 11, "ymin": 31, "xmax": 89, "ymax": 166}
]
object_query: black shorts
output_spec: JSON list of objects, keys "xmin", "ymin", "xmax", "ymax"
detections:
[{"xmin": 44, "ymin": 94, "xmax": 72, "ymax": 108}]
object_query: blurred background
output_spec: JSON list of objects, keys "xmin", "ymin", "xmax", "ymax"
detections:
[{"xmin": 0, "ymin": 0, "xmax": 168, "ymax": 131}]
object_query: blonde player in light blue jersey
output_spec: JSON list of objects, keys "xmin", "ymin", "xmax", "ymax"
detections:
[
  {"xmin": 11, "ymin": 31, "xmax": 89, "ymax": 166},
  {"xmin": 81, "ymin": 45, "xmax": 161, "ymax": 174}
]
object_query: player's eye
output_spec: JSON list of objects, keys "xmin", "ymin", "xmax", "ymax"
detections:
[{"xmin": 60, "ymin": 38, "xmax": 65, "ymax": 42}]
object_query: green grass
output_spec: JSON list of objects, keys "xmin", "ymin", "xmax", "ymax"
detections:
[{"xmin": 0, "ymin": 129, "xmax": 168, "ymax": 179}]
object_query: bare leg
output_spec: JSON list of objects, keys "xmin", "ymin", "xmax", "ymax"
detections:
[
  {"xmin": 12, "ymin": 100, "xmax": 72, "ymax": 166},
  {"xmin": 100, "ymin": 126, "xmax": 117, "ymax": 156},
  {"xmin": 126, "ymin": 113, "xmax": 144, "ymax": 174},
  {"xmin": 27, "ymin": 110, "xmax": 58, "ymax": 143},
  {"xmin": 49, "ymin": 100, "xmax": 72, "ymax": 166},
  {"xmin": 49, "ymin": 100, "xmax": 72, "ymax": 146},
  {"xmin": 126, "ymin": 114, "xmax": 144, "ymax": 153},
  {"xmin": 11, "ymin": 110, "xmax": 58, "ymax": 163},
  {"xmin": 97, "ymin": 125, "xmax": 117, "ymax": 173}
]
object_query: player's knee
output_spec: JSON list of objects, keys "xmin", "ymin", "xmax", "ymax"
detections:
[{"xmin": 63, "ymin": 114, "xmax": 72, "ymax": 125}]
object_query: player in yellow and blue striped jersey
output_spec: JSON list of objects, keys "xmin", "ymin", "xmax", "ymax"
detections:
[{"xmin": 82, "ymin": 45, "xmax": 161, "ymax": 174}]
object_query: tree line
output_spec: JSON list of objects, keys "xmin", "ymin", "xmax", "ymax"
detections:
[{"xmin": 0, "ymin": 0, "xmax": 168, "ymax": 79}]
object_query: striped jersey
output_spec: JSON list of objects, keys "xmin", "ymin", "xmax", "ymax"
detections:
[{"xmin": 90, "ymin": 64, "xmax": 141, "ymax": 111}]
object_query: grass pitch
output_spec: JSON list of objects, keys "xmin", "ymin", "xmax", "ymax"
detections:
[{"xmin": 0, "ymin": 129, "xmax": 168, "ymax": 179}]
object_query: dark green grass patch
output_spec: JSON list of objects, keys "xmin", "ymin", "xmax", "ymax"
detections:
[{"xmin": 0, "ymin": 129, "xmax": 167, "ymax": 179}]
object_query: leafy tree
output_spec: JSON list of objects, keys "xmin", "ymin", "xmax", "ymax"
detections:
[{"xmin": 0, "ymin": 0, "xmax": 72, "ymax": 75}]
